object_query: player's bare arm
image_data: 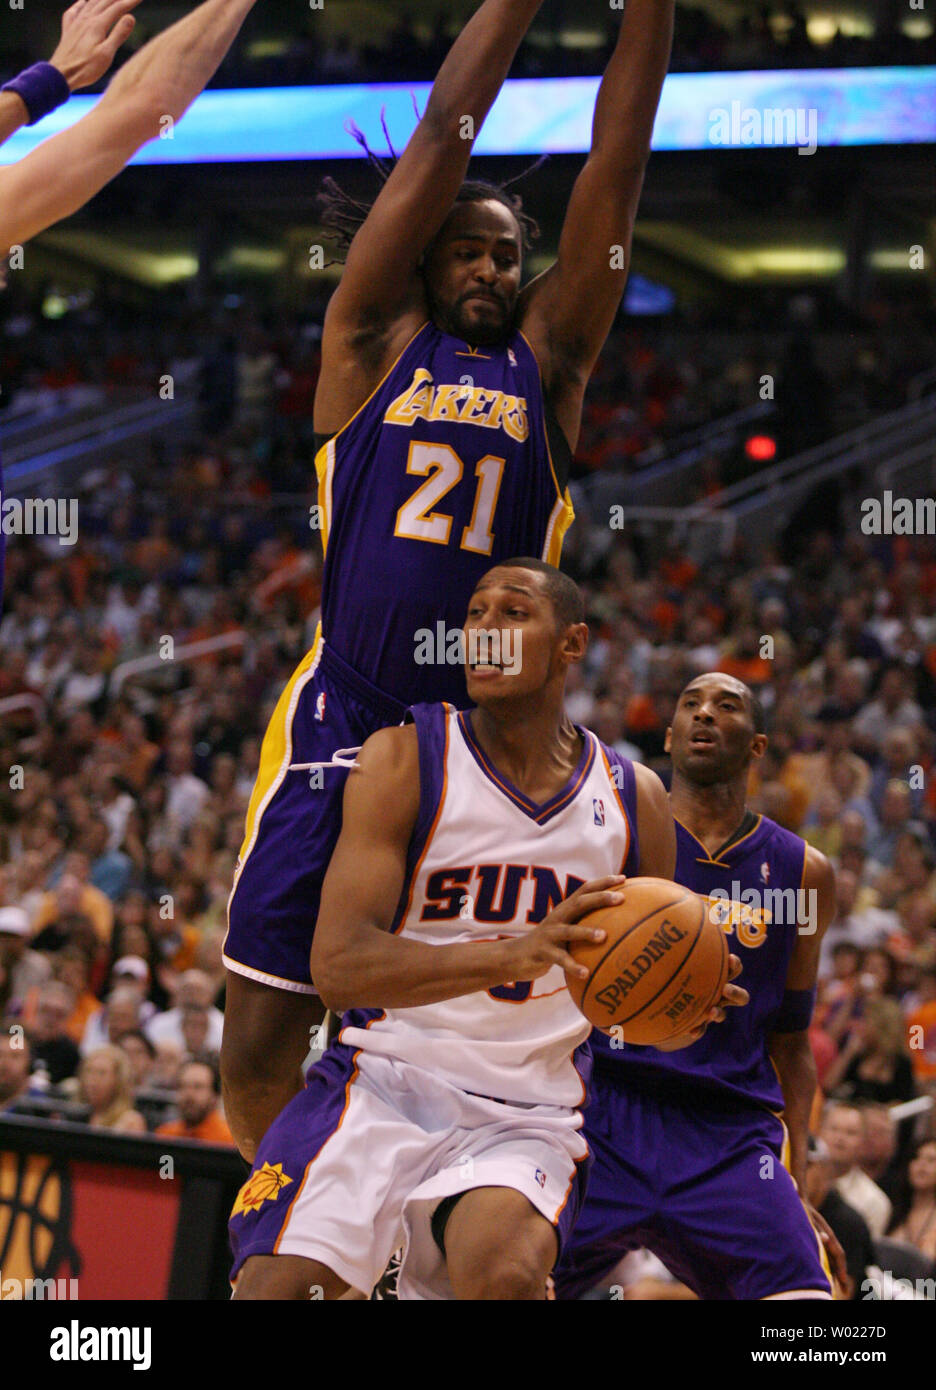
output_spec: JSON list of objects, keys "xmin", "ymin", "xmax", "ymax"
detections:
[
  {"xmin": 0, "ymin": 0, "xmax": 141, "ymax": 146},
  {"xmin": 312, "ymin": 725, "xmax": 623, "ymax": 1012},
  {"xmin": 767, "ymin": 847, "xmax": 847, "ymax": 1283},
  {"xmin": 0, "ymin": 0, "xmax": 258, "ymax": 256},
  {"xmin": 316, "ymin": 0, "xmax": 546, "ymax": 434},
  {"xmin": 519, "ymin": 0, "xmax": 675, "ymax": 450},
  {"xmin": 633, "ymin": 762, "xmax": 677, "ymax": 880}
]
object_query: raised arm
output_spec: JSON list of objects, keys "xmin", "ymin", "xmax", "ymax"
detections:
[
  {"xmin": 325, "ymin": 0, "xmax": 545, "ymax": 337},
  {"xmin": 312, "ymin": 724, "xmax": 621, "ymax": 1013},
  {"xmin": 520, "ymin": 0, "xmax": 675, "ymax": 443},
  {"xmin": 0, "ymin": 0, "xmax": 142, "ymax": 147},
  {"xmin": 0, "ymin": 0, "xmax": 257, "ymax": 256}
]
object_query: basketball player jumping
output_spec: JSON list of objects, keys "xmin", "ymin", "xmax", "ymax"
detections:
[
  {"xmin": 222, "ymin": 0, "xmax": 678, "ymax": 1162},
  {"xmin": 0, "ymin": 0, "xmax": 260, "ymax": 613},
  {"xmin": 230, "ymin": 562, "xmax": 746, "ymax": 1300},
  {"xmin": 555, "ymin": 673, "xmax": 846, "ymax": 1301}
]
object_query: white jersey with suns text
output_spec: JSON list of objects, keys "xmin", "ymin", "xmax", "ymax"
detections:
[{"xmin": 338, "ymin": 702, "xmax": 642, "ymax": 1107}]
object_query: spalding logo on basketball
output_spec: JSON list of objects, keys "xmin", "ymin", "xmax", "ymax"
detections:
[{"xmin": 566, "ymin": 877, "xmax": 729, "ymax": 1046}]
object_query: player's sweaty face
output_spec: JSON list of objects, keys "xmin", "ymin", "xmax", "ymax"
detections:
[
  {"xmin": 666, "ymin": 677, "xmax": 757, "ymax": 784},
  {"xmin": 463, "ymin": 572, "xmax": 552, "ymax": 701},
  {"xmin": 424, "ymin": 201, "xmax": 522, "ymax": 347}
]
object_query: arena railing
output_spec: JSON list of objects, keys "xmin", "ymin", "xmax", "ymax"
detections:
[
  {"xmin": 1, "ymin": 392, "xmax": 198, "ymax": 495},
  {"xmin": 109, "ymin": 630, "xmax": 246, "ymax": 696},
  {"xmin": 706, "ymin": 383, "xmax": 936, "ymax": 547}
]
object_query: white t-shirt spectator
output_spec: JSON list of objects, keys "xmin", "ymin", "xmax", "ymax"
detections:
[
  {"xmin": 836, "ymin": 1167, "xmax": 892, "ymax": 1239},
  {"xmin": 145, "ymin": 1006, "xmax": 224, "ymax": 1054},
  {"xmin": 165, "ymin": 773, "xmax": 210, "ymax": 837}
]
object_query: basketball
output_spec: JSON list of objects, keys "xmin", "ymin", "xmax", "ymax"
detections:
[{"xmin": 566, "ymin": 878, "xmax": 729, "ymax": 1046}]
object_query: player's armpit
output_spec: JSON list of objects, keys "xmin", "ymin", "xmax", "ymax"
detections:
[{"xmin": 633, "ymin": 763, "xmax": 676, "ymax": 880}]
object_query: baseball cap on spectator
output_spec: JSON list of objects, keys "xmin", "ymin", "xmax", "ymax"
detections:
[
  {"xmin": 113, "ymin": 956, "xmax": 150, "ymax": 982},
  {"xmin": 0, "ymin": 907, "xmax": 31, "ymax": 937}
]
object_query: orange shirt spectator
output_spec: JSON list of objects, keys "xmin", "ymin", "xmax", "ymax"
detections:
[
  {"xmin": 156, "ymin": 1111, "xmax": 234, "ymax": 1144},
  {"xmin": 154, "ymin": 1060, "xmax": 234, "ymax": 1145}
]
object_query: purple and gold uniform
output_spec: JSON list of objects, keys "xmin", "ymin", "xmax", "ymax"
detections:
[
  {"xmin": 224, "ymin": 322, "xmax": 574, "ymax": 993},
  {"xmin": 556, "ymin": 813, "xmax": 833, "ymax": 1301}
]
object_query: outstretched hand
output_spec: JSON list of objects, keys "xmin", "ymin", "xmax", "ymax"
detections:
[{"xmin": 51, "ymin": 0, "xmax": 141, "ymax": 92}]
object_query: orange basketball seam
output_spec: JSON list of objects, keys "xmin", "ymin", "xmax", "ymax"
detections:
[
  {"xmin": 588, "ymin": 893, "xmax": 708, "ymax": 1029},
  {"xmin": 574, "ymin": 888, "xmax": 692, "ymax": 1013}
]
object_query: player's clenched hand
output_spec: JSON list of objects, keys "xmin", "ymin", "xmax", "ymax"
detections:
[
  {"xmin": 497, "ymin": 876, "xmax": 627, "ymax": 984},
  {"xmin": 51, "ymin": 0, "xmax": 142, "ymax": 92},
  {"xmin": 653, "ymin": 953, "xmax": 749, "ymax": 1051}
]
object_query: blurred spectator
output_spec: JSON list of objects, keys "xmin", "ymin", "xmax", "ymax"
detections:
[
  {"xmin": 0, "ymin": 905, "xmax": 51, "ymax": 1008},
  {"xmin": 144, "ymin": 970, "xmax": 224, "ymax": 1053},
  {"xmin": 825, "ymin": 997, "xmax": 916, "ymax": 1107},
  {"xmin": 852, "ymin": 666, "xmax": 925, "ymax": 752},
  {"xmin": 117, "ymin": 1028, "xmax": 157, "ymax": 1094},
  {"xmin": 154, "ymin": 1057, "xmax": 233, "ymax": 1144},
  {"xmin": 32, "ymin": 859, "xmax": 113, "ymax": 946},
  {"xmin": 820, "ymin": 1101, "xmax": 893, "ymax": 1238},
  {"xmin": 77, "ymin": 1045, "xmax": 146, "ymax": 1133},
  {"xmin": 151, "ymin": 1039, "xmax": 184, "ymax": 1091},
  {"xmin": 886, "ymin": 1139, "xmax": 936, "ymax": 1263},
  {"xmin": 0, "ymin": 1027, "xmax": 36, "ymax": 1113},
  {"xmin": 805, "ymin": 1135, "xmax": 876, "ymax": 1301},
  {"xmin": 859, "ymin": 1102, "xmax": 901, "ymax": 1204},
  {"xmin": 819, "ymin": 869, "xmax": 893, "ymax": 973},
  {"xmin": 906, "ymin": 967, "xmax": 936, "ymax": 1085},
  {"xmin": 80, "ymin": 985, "xmax": 144, "ymax": 1055},
  {"xmin": 24, "ymin": 981, "xmax": 81, "ymax": 1085}
]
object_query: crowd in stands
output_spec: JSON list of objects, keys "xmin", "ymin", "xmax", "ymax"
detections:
[
  {"xmin": 1, "ymin": 277, "xmax": 934, "ymax": 1291},
  {"xmin": 2, "ymin": 2, "xmax": 933, "ymax": 97}
]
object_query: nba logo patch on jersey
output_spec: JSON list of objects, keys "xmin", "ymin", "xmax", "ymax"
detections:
[
  {"xmin": 534, "ymin": 1168, "xmax": 547, "ymax": 1188},
  {"xmin": 760, "ymin": 861, "xmax": 770, "ymax": 884},
  {"xmin": 593, "ymin": 798, "xmax": 605, "ymax": 827},
  {"xmin": 508, "ymin": 348, "xmax": 518, "ymax": 368},
  {"xmin": 315, "ymin": 692, "xmax": 327, "ymax": 722}
]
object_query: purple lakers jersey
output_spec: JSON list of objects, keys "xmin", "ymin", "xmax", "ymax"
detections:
[
  {"xmin": 592, "ymin": 813, "xmax": 809, "ymax": 1111},
  {"xmin": 314, "ymin": 321, "xmax": 574, "ymax": 707}
]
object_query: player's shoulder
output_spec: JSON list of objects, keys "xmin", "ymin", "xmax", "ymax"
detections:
[
  {"xmin": 356, "ymin": 721, "xmax": 419, "ymax": 775},
  {"xmin": 357, "ymin": 701, "xmax": 453, "ymax": 770}
]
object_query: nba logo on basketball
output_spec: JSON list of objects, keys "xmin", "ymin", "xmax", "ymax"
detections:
[{"xmin": 593, "ymin": 799, "xmax": 605, "ymax": 827}]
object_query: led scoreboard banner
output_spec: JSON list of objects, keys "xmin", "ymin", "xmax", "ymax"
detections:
[{"xmin": 0, "ymin": 67, "xmax": 933, "ymax": 166}]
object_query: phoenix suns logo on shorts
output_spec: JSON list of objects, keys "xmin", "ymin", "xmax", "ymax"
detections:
[{"xmin": 231, "ymin": 1162, "xmax": 293, "ymax": 1217}]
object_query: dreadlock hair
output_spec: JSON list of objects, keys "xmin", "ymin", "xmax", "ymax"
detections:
[{"xmin": 318, "ymin": 109, "xmax": 543, "ymax": 264}]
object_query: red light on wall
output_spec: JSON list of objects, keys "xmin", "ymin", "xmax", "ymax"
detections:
[{"xmin": 745, "ymin": 435, "xmax": 777, "ymax": 462}]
